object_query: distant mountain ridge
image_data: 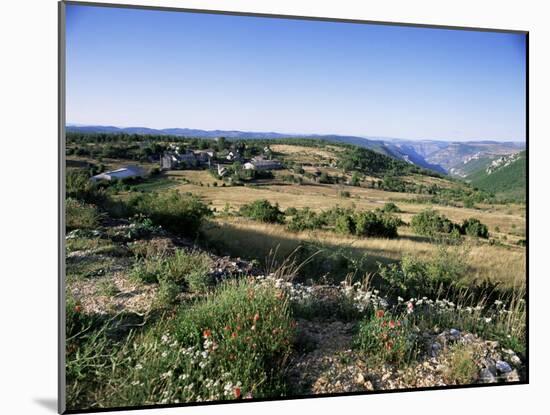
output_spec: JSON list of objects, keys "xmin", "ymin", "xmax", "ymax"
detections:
[{"xmin": 66, "ymin": 124, "xmax": 525, "ymax": 175}]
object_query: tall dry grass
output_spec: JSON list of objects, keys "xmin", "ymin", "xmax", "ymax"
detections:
[{"xmin": 203, "ymin": 217, "xmax": 525, "ymax": 288}]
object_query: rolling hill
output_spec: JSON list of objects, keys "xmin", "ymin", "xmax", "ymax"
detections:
[
  {"xmin": 467, "ymin": 151, "xmax": 526, "ymax": 200},
  {"xmin": 66, "ymin": 124, "xmax": 525, "ymax": 176}
]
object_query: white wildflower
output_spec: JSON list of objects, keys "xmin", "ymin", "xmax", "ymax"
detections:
[{"xmin": 161, "ymin": 370, "xmax": 173, "ymax": 379}]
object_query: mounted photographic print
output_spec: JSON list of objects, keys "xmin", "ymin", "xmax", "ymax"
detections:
[{"xmin": 59, "ymin": 1, "xmax": 528, "ymax": 413}]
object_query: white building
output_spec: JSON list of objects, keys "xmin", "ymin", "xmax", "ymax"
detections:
[{"xmin": 91, "ymin": 165, "xmax": 146, "ymax": 182}]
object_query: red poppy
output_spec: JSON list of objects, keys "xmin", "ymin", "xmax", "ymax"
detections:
[
  {"xmin": 253, "ymin": 313, "xmax": 260, "ymax": 322},
  {"xmin": 376, "ymin": 310, "xmax": 385, "ymax": 318},
  {"xmin": 202, "ymin": 329, "xmax": 211, "ymax": 339},
  {"xmin": 389, "ymin": 320, "xmax": 396, "ymax": 329},
  {"xmin": 74, "ymin": 305, "xmax": 82, "ymax": 313},
  {"xmin": 231, "ymin": 332, "xmax": 238, "ymax": 339},
  {"xmin": 224, "ymin": 325, "xmax": 231, "ymax": 331},
  {"xmin": 234, "ymin": 387, "xmax": 241, "ymax": 398}
]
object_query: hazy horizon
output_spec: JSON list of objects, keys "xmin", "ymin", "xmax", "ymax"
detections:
[
  {"xmin": 66, "ymin": 4, "xmax": 526, "ymax": 143},
  {"xmin": 65, "ymin": 122, "xmax": 526, "ymax": 144}
]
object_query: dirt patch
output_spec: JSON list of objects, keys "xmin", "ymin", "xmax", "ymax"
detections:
[{"xmin": 70, "ymin": 271, "xmax": 158, "ymax": 315}]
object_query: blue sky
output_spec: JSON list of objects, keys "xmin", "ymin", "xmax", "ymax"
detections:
[{"xmin": 66, "ymin": 4, "xmax": 526, "ymax": 142}]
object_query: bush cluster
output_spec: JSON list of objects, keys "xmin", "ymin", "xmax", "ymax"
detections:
[
  {"xmin": 411, "ymin": 209, "xmax": 489, "ymax": 239},
  {"xmin": 239, "ymin": 200, "xmax": 285, "ymax": 224},
  {"xmin": 381, "ymin": 202, "xmax": 401, "ymax": 213},
  {"xmin": 66, "ymin": 170, "xmax": 106, "ymax": 205},
  {"xmin": 284, "ymin": 206, "xmax": 401, "ymax": 238},
  {"xmin": 410, "ymin": 209, "xmax": 457, "ymax": 236},
  {"xmin": 286, "ymin": 208, "xmax": 325, "ymax": 232},
  {"xmin": 335, "ymin": 210, "xmax": 401, "ymax": 238},
  {"xmin": 66, "ymin": 198, "xmax": 102, "ymax": 231},
  {"xmin": 354, "ymin": 310, "xmax": 418, "ymax": 366},
  {"xmin": 378, "ymin": 244, "xmax": 469, "ymax": 299},
  {"xmin": 131, "ymin": 249, "xmax": 213, "ymax": 292},
  {"xmin": 460, "ymin": 218, "xmax": 489, "ymax": 239},
  {"xmin": 102, "ymin": 281, "xmax": 295, "ymax": 405},
  {"xmin": 126, "ymin": 191, "xmax": 211, "ymax": 237}
]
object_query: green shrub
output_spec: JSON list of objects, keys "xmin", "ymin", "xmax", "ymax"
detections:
[
  {"xmin": 127, "ymin": 191, "xmax": 210, "ymax": 237},
  {"xmin": 334, "ymin": 213, "xmax": 356, "ymax": 235},
  {"xmin": 155, "ymin": 277, "xmax": 180, "ymax": 307},
  {"xmin": 354, "ymin": 310, "xmax": 418, "ymax": 366},
  {"xmin": 66, "ymin": 198, "xmax": 102, "ymax": 231},
  {"xmin": 463, "ymin": 197, "xmax": 475, "ymax": 209},
  {"xmin": 378, "ymin": 244, "xmax": 469, "ymax": 299},
  {"xmin": 318, "ymin": 172, "xmax": 332, "ymax": 184},
  {"xmin": 286, "ymin": 208, "xmax": 325, "ymax": 232},
  {"xmin": 66, "ymin": 170, "xmax": 106, "ymax": 205},
  {"xmin": 381, "ymin": 202, "xmax": 401, "ymax": 213},
  {"xmin": 460, "ymin": 218, "xmax": 489, "ymax": 238},
  {"xmin": 66, "ymin": 291, "xmax": 95, "ymax": 338},
  {"xmin": 319, "ymin": 206, "xmax": 354, "ymax": 226},
  {"xmin": 124, "ymin": 215, "xmax": 162, "ymax": 240},
  {"xmin": 239, "ymin": 199, "xmax": 285, "ymax": 224},
  {"xmin": 350, "ymin": 172, "xmax": 361, "ymax": 186},
  {"xmin": 411, "ymin": 209, "xmax": 457, "ymax": 237},
  {"xmin": 103, "ymin": 280, "xmax": 294, "ymax": 405},
  {"xmin": 131, "ymin": 249, "xmax": 213, "ymax": 291},
  {"xmin": 66, "ymin": 320, "xmax": 112, "ymax": 409},
  {"xmin": 355, "ymin": 211, "xmax": 400, "ymax": 238},
  {"xmin": 285, "ymin": 207, "xmax": 298, "ymax": 216},
  {"xmin": 333, "ymin": 210, "xmax": 400, "ymax": 238},
  {"xmin": 65, "ymin": 292, "xmax": 111, "ymax": 408},
  {"xmin": 444, "ymin": 344, "xmax": 478, "ymax": 384}
]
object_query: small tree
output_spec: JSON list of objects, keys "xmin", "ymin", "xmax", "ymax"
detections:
[
  {"xmin": 411, "ymin": 209, "xmax": 457, "ymax": 237},
  {"xmin": 319, "ymin": 172, "xmax": 331, "ymax": 184},
  {"xmin": 460, "ymin": 218, "xmax": 489, "ymax": 238},
  {"xmin": 239, "ymin": 200, "xmax": 285, "ymax": 224},
  {"xmin": 350, "ymin": 172, "xmax": 360, "ymax": 186}
]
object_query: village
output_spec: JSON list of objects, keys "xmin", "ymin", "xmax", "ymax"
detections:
[{"xmin": 90, "ymin": 140, "xmax": 283, "ymax": 184}]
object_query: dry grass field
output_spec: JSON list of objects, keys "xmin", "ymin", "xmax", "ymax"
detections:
[
  {"xmin": 203, "ymin": 217, "xmax": 525, "ymax": 288},
  {"xmin": 156, "ymin": 146, "xmax": 525, "ymax": 289},
  {"xmin": 169, "ymin": 170, "xmax": 525, "ymax": 239}
]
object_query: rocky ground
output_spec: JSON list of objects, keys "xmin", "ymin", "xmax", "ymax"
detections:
[
  {"xmin": 66, "ymin": 220, "xmax": 261, "ymax": 317},
  {"xmin": 66, "ymin": 220, "xmax": 525, "ymax": 394},
  {"xmin": 287, "ymin": 314, "xmax": 522, "ymax": 395}
]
